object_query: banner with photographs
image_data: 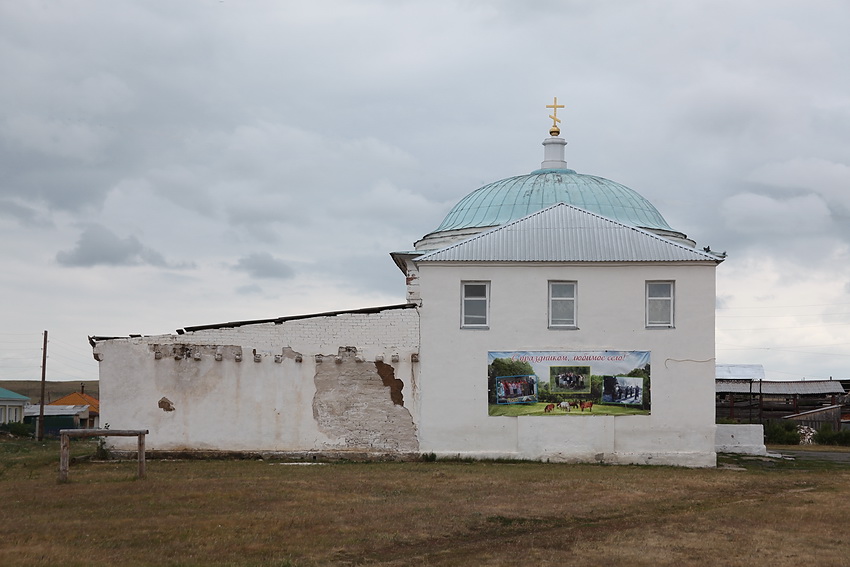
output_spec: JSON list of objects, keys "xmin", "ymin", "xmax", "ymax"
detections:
[{"xmin": 488, "ymin": 350, "xmax": 651, "ymax": 416}]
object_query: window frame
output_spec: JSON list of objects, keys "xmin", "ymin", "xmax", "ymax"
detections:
[
  {"xmin": 461, "ymin": 281, "xmax": 490, "ymax": 329},
  {"xmin": 646, "ymin": 280, "xmax": 675, "ymax": 328},
  {"xmin": 548, "ymin": 280, "xmax": 578, "ymax": 329}
]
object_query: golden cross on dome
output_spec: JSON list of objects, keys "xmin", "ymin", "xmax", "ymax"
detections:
[{"xmin": 546, "ymin": 96, "xmax": 565, "ymax": 136}]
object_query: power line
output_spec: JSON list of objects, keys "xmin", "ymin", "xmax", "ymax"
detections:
[
  {"xmin": 717, "ymin": 302, "xmax": 850, "ymax": 310},
  {"xmin": 716, "ymin": 347, "xmax": 850, "ymax": 357},
  {"xmin": 717, "ymin": 322, "xmax": 850, "ymax": 331},
  {"xmin": 717, "ymin": 313, "xmax": 850, "ymax": 318}
]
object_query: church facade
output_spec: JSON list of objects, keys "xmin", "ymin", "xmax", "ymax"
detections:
[{"xmin": 92, "ymin": 109, "xmax": 732, "ymax": 466}]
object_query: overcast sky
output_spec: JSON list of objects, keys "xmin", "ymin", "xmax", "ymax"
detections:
[{"xmin": 2, "ymin": 0, "xmax": 849, "ymax": 383}]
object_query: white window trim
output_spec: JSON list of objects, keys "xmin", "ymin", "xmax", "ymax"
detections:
[
  {"xmin": 461, "ymin": 281, "xmax": 490, "ymax": 329},
  {"xmin": 548, "ymin": 280, "xmax": 577, "ymax": 329},
  {"xmin": 646, "ymin": 280, "xmax": 675, "ymax": 328}
]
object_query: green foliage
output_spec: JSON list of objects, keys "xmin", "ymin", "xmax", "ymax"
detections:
[
  {"xmin": 420, "ymin": 452, "xmax": 437, "ymax": 462},
  {"xmin": 0, "ymin": 421, "xmax": 35, "ymax": 437},
  {"xmin": 488, "ymin": 358, "xmax": 534, "ymax": 378},
  {"xmin": 626, "ymin": 364, "xmax": 650, "ymax": 379},
  {"xmin": 813, "ymin": 424, "xmax": 850, "ymax": 446},
  {"xmin": 764, "ymin": 421, "xmax": 800, "ymax": 445},
  {"xmin": 590, "ymin": 375, "xmax": 603, "ymax": 399},
  {"xmin": 95, "ymin": 422, "xmax": 111, "ymax": 460},
  {"xmin": 488, "ymin": 358, "xmax": 535, "ymax": 403}
]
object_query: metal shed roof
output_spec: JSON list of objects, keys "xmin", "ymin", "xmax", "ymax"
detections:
[
  {"xmin": 416, "ymin": 203, "xmax": 723, "ymax": 264},
  {"xmin": 715, "ymin": 379, "xmax": 846, "ymax": 395},
  {"xmin": 715, "ymin": 364, "xmax": 765, "ymax": 380},
  {"xmin": 24, "ymin": 404, "xmax": 90, "ymax": 417}
]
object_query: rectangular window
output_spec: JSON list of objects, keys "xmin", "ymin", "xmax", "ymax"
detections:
[
  {"xmin": 462, "ymin": 281, "xmax": 489, "ymax": 328},
  {"xmin": 646, "ymin": 281, "xmax": 674, "ymax": 328},
  {"xmin": 549, "ymin": 281, "xmax": 577, "ymax": 328}
]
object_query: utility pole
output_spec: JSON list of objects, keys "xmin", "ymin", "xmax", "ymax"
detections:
[{"xmin": 37, "ymin": 330, "xmax": 47, "ymax": 441}]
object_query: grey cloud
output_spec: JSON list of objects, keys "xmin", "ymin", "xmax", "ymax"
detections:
[
  {"xmin": 232, "ymin": 253, "xmax": 295, "ymax": 280},
  {"xmin": 310, "ymin": 252, "xmax": 405, "ymax": 298},
  {"xmin": 0, "ymin": 199, "xmax": 52, "ymax": 227},
  {"xmin": 56, "ymin": 224, "xmax": 192, "ymax": 268},
  {"xmin": 236, "ymin": 284, "xmax": 264, "ymax": 295}
]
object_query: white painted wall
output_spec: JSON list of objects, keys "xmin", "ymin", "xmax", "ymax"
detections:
[
  {"xmin": 416, "ymin": 262, "xmax": 719, "ymax": 467},
  {"xmin": 715, "ymin": 424, "xmax": 767, "ymax": 455},
  {"xmin": 95, "ymin": 308, "xmax": 421, "ymax": 453}
]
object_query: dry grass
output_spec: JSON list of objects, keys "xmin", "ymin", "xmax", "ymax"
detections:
[{"xmin": 1, "ymin": 438, "xmax": 849, "ymax": 566}]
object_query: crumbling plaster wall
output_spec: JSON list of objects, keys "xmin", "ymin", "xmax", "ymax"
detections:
[{"xmin": 95, "ymin": 307, "xmax": 420, "ymax": 454}]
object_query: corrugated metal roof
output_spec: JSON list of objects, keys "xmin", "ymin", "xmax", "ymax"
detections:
[
  {"xmin": 716, "ymin": 379, "xmax": 846, "ymax": 395},
  {"xmin": 716, "ymin": 364, "xmax": 765, "ymax": 380},
  {"xmin": 24, "ymin": 404, "xmax": 89, "ymax": 417},
  {"xmin": 417, "ymin": 203, "xmax": 722, "ymax": 263}
]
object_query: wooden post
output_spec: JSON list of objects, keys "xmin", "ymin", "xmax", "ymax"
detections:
[
  {"xmin": 37, "ymin": 330, "xmax": 48, "ymax": 441},
  {"xmin": 59, "ymin": 432, "xmax": 70, "ymax": 483},
  {"xmin": 138, "ymin": 432, "xmax": 146, "ymax": 479}
]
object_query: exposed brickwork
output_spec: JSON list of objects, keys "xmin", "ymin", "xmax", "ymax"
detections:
[{"xmin": 312, "ymin": 349, "xmax": 418, "ymax": 452}]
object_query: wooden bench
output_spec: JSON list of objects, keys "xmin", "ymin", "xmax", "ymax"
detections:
[{"xmin": 59, "ymin": 429, "xmax": 149, "ymax": 482}]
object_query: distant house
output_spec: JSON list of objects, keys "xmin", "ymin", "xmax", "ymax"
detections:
[
  {"xmin": 50, "ymin": 389, "xmax": 100, "ymax": 428},
  {"xmin": 24, "ymin": 405, "xmax": 90, "ymax": 437},
  {"xmin": 0, "ymin": 387, "xmax": 28, "ymax": 424}
]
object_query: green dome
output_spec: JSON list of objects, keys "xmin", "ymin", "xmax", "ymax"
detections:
[{"xmin": 432, "ymin": 168, "xmax": 675, "ymax": 234}]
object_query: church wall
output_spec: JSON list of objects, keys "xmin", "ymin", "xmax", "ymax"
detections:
[
  {"xmin": 94, "ymin": 307, "xmax": 421, "ymax": 454},
  {"xmin": 416, "ymin": 262, "xmax": 718, "ymax": 466}
]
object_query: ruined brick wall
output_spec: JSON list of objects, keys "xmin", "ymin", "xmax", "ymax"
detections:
[{"xmin": 94, "ymin": 306, "xmax": 421, "ymax": 454}]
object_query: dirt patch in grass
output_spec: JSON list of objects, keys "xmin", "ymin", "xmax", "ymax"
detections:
[{"xmin": 1, "ymin": 440, "xmax": 849, "ymax": 566}]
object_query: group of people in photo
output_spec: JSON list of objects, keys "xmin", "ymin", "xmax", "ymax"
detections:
[
  {"xmin": 553, "ymin": 371, "xmax": 586, "ymax": 391},
  {"xmin": 496, "ymin": 377, "xmax": 536, "ymax": 401},
  {"xmin": 602, "ymin": 376, "xmax": 643, "ymax": 405}
]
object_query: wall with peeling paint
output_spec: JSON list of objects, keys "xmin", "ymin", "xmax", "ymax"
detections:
[
  {"xmin": 416, "ymin": 263, "xmax": 719, "ymax": 467},
  {"xmin": 95, "ymin": 307, "xmax": 420, "ymax": 454}
]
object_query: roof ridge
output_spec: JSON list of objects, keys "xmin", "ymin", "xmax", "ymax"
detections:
[{"xmin": 418, "ymin": 202, "xmax": 720, "ymax": 263}]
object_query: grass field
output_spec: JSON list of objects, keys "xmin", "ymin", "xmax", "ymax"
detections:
[
  {"xmin": 489, "ymin": 402, "xmax": 647, "ymax": 416},
  {"xmin": 1, "ymin": 437, "xmax": 849, "ymax": 566}
]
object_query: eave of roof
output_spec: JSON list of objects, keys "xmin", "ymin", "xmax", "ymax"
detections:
[
  {"xmin": 417, "ymin": 202, "xmax": 723, "ymax": 264},
  {"xmin": 715, "ymin": 364, "xmax": 766, "ymax": 380},
  {"xmin": 0, "ymin": 387, "xmax": 29, "ymax": 401},
  {"xmin": 90, "ymin": 303, "xmax": 418, "ymax": 340}
]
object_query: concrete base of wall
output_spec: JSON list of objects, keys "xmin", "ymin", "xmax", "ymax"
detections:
[
  {"xmin": 715, "ymin": 424, "xmax": 766, "ymax": 455},
  {"xmin": 429, "ymin": 450, "xmax": 717, "ymax": 468},
  {"xmin": 111, "ymin": 450, "xmax": 423, "ymax": 462}
]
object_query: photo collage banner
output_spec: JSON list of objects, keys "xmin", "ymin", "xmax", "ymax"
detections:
[{"xmin": 488, "ymin": 350, "xmax": 651, "ymax": 416}]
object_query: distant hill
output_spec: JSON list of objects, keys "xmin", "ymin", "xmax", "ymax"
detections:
[{"xmin": 0, "ymin": 380, "xmax": 99, "ymax": 403}]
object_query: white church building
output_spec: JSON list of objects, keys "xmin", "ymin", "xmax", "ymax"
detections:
[{"xmin": 92, "ymin": 106, "xmax": 754, "ymax": 467}]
